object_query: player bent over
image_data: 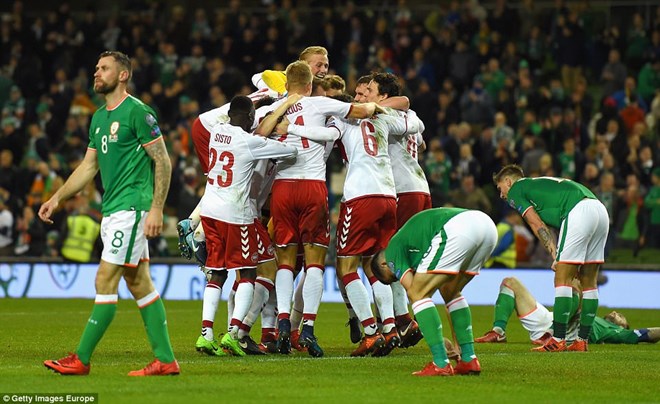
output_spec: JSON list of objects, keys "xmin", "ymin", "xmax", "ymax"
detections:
[{"xmin": 371, "ymin": 208, "xmax": 497, "ymax": 376}]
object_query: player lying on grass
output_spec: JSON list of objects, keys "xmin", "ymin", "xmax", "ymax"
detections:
[{"xmin": 475, "ymin": 276, "xmax": 660, "ymax": 345}]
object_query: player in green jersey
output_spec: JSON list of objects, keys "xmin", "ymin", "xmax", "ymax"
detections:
[
  {"xmin": 493, "ymin": 164, "xmax": 610, "ymax": 353},
  {"xmin": 475, "ymin": 276, "xmax": 660, "ymax": 345},
  {"xmin": 38, "ymin": 51, "xmax": 178, "ymax": 376},
  {"xmin": 371, "ymin": 208, "xmax": 498, "ymax": 376}
]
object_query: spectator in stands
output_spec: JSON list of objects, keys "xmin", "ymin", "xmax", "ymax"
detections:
[
  {"xmin": 637, "ymin": 54, "xmax": 660, "ymax": 105},
  {"xmin": 644, "ymin": 168, "xmax": 660, "ymax": 248},
  {"xmin": 460, "ymin": 77, "xmax": 495, "ymax": 129},
  {"xmin": 449, "ymin": 174, "xmax": 492, "ymax": 216},
  {"xmin": 558, "ymin": 137, "xmax": 585, "ymax": 181},
  {"xmin": 594, "ymin": 171, "xmax": 620, "ymax": 257},
  {"xmin": 613, "ymin": 76, "xmax": 648, "ymax": 112},
  {"xmin": 600, "ymin": 49, "xmax": 627, "ymax": 98},
  {"xmin": 1, "ymin": 85, "xmax": 25, "ymax": 128},
  {"xmin": 620, "ymin": 94, "xmax": 646, "ymax": 135},
  {"xmin": 424, "ymin": 139, "xmax": 452, "ymax": 207},
  {"xmin": 14, "ymin": 205, "xmax": 45, "ymax": 256},
  {"xmin": 616, "ymin": 181, "xmax": 646, "ymax": 251}
]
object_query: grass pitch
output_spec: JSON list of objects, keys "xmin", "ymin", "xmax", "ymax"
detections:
[{"xmin": 1, "ymin": 299, "xmax": 659, "ymax": 403}]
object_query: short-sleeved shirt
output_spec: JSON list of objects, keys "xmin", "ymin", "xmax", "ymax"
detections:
[
  {"xmin": 506, "ymin": 177, "xmax": 596, "ymax": 228},
  {"xmin": 589, "ymin": 317, "xmax": 640, "ymax": 344},
  {"xmin": 88, "ymin": 94, "xmax": 162, "ymax": 215},
  {"xmin": 384, "ymin": 207, "xmax": 466, "ymax": 279}
]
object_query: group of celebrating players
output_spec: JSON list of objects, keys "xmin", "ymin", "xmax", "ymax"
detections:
[{"xmin": 176, "ymin": 45, "xmax": 434, "ymax": 360}]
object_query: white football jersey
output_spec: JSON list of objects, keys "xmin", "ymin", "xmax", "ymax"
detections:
[
  {"xmin": 388, "ymin": 109, "xmax": 430, "ymax": 195},
  {"xmin": 249, "ymin": 158, "xmax": 277, "ymax": 218},
  {"xmin": 201, "ymin": 123, "xmax": 297, "ymax": 224},
  {"xmin": 330, "ymin": 114, "xmax": 401, "ymax": 202},
  {"xmin": 266, "ymin": 96, "xmax": 352, "ymax": 181}
]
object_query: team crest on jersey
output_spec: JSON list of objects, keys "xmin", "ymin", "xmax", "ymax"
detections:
[
  {"xmin": 251, "ymin": 252, "xmax": 259, "ymax": 263},
  {"xmin": 110, "ymin": 121, "xmax": 119, "ymax": 134}
]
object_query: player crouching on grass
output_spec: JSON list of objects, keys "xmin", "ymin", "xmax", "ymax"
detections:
[{"xmin": 371, "ymin": 207, "xmax": 497, "ymax": 376}]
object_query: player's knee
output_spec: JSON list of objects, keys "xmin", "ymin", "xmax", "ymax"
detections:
[{"xmin": 502, "ymin": 276, "xmax": 520, "ymax": 290}]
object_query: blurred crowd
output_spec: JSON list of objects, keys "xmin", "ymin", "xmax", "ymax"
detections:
[{"xmin": 0, "ymin": 0, "xmax": 659, "ymax": 261}]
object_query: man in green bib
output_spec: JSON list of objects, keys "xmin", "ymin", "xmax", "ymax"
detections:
[
  {"xmin": 371, "ymin": 208, "xmax": 498, "ymax": 376},
  {"xmin": 39, "ymin": 51, "xmax": 178, "ymax": 376},
  {"xmin": 493, "ymin": 164, "xmax": 610, "ymax": 352}
]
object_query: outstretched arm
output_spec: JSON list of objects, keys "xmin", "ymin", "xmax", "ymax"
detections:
[
  {"xmin": 143, "ymin": 137, "xmax": 172, "ymax": 238},
  {"xmin": 38, "ymin": 148, "xmax": 98, "ymax": 224}
]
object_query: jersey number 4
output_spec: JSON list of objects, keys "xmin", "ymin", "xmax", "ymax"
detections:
[
  {"xmin": 208, "ymin": 149, "xmax": 234, "ymax": 187},
  {"xmin": 277, "ymin": 116, "xmax": 310, "ymax": 148}
]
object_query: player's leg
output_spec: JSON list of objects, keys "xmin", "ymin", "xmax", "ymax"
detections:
[
  {"xmin": 338, "ymin": 255, "xmax": 384, "ymax": 356},
  {"xmin": 440, "ymin": 274, "xmax": 478, "ymax": 371},
  {"xmin": 406, "ymin": 271, "xmax": 454, "ymax": 376},
  {"xmin": 44, "ymin": 259, "xmax": 125, "ymax": 375},
  {"xmin": 363, "ymin": 255, "xmax": 399, "ymax": 356},
  {"xmin": 290, "ymin": 265, "xmax": 306, "ymax": 351},
  {"xmin": 571, "ymin": 200, "xmax": 609, "ymax": 351},
  {"xmin": 476, "ymin": 276, "xmax": 536, "ymax": 342},
  {"xmin": 124, "ymin": 260, "xmax": 179, "ymax": 375},
  {"xmin": 298, "ymin": 243, "xmax": 327, "ymax": 357},
  {"xmin": 336, "ymin": 273, "xmax": 361, "ymax": 343},
  {"xmin": 274, "ymin": 244, "xmax": 298, "ymax": 353},
  {"xmin": 221, "ymin": 267, "xmax": 255, "ymax": 357}
]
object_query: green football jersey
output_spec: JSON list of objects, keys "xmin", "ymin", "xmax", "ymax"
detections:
[
  {"xmin": 88, "ymin": 95, "xmax": 162, "ymax": 215},
  {"xmin": 506, "ymin": 177, "xmax": 596, "ymax": 228},
  {"xmin": 589, "ymin": 317, "xmax": 639, "ymax": 344},
  {"xmin": 384, "ymin": 207, "xmax": 467, "ymax": 279}
]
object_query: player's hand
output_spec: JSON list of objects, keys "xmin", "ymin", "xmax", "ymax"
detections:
[
  {"xmin": 38, "ymin": 198, "xmax": 59, "ymax": 224},
  {"xmin": 144, "ymin": 208, "xmax": 164, "ymax": 239},
  {"xmin": 274, "ymin": 116, "xmax": 290, "ymax": 135},
  {"xmin": 373, "ymin": 104, "xmax": 386, "ymax": 115},
  {"xmin": 551, "ymin": 261, "xmax": 557, "ymax": 272}
]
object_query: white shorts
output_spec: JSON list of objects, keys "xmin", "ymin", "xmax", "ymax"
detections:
[
  {"xmin": 519, "ymin": 302, "xmax": 553, "ymax": 341},
  {"xmin": 556, "ymin": 199, "xmax": 609, "ymax": 264},
  {"xmin": 100, "ymin": 210, "xmax": 149, "ymax": 267},
  {"xmin": 417, "ymin": 210, "xmax": 498, "ymax": 276}
]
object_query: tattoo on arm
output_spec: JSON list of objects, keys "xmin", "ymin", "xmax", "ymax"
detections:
[
  {"xmin": 144, "ymin": 139, "xmax": 172, "ymax": 209},
  {"xmin": 537, "ymin": 225, "xmax": 557, "ymax": 259}
]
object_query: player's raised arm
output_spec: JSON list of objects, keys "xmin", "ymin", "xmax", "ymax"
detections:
[
  {"xmin": 380, "ymin": 96, "xmax": 410, "ymax": 111},
  {"xmin": 38, "ymin": 148, "xmax": 99, "ymax": 224},
  {"xmin": 285, "ymin": 117, "xmax": 342, "ymax": 142}
]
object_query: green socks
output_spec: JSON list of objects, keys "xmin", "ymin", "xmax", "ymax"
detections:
[
  {"xmin": 447, "ymin": 296, "xmax": 476, "ymax": 362},
  {"xmin": 137, "ymin": 291, "xmax": 176, "ymax": 363},
  {"xmin": 76, "ymin": 295, "xmax": 118, "ymax": 365},
  {"xmin": 493, "ymin": 284, "xmax": 516, "ymax": 331},
  {"xmin": 412, "ymin": 298, "xmax": 448, "ymax": 366},
  {"xmin": 552, "ymin": 286, "xmax": 574, "ymax": 339},
  {"xmin": 578, "ymin": 289, "xmax": 599, "ymax": 340}
]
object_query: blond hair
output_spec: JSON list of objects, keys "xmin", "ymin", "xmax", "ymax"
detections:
[
  {"xmin": 285, "ymin": 60, "xmax": 313, "ymax": 90},
  {"xmin": 322, "ymin": 74, "xmax": 346, "ymax": 92},
  {"xmin": 299, "ymin": 46, "xmax": 328, "ymax": 62}
]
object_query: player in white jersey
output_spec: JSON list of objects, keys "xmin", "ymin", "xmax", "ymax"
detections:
[
  {"xmin": 252, "ymin": 46, "xmax": 329, "ymax": 96},
  {"xmin": 361, "ymin": 73, "xmax": 431, "ymax": 348},
  {"xmin": 274, "ymin": 94, "xmax": 422, "ymax": 356},
  {"xmin": 255, "ymin": 61, "xmax": 380, "ymax": 357},
  {"xmin": 196, "ymin": 96, "xmax": 298, "ymax": 357}
]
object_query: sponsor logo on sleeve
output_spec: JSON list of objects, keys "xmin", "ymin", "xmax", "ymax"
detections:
[{"xmin": 146, "ymin": 113, "xmax": 162, "ymax": 137}]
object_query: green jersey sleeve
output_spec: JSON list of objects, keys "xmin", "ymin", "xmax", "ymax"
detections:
[
  {"xmin": 506, "ymin": 180, "xmax": 533, "ymax": 216},
  {"xmin": 131, "ymin": 103, "xmax": 162, "ymax": 145}
]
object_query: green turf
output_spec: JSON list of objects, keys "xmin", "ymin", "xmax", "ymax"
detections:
[{"xmin": 0, "ymin": 299, "xmax": 659, "ymax": 404}]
